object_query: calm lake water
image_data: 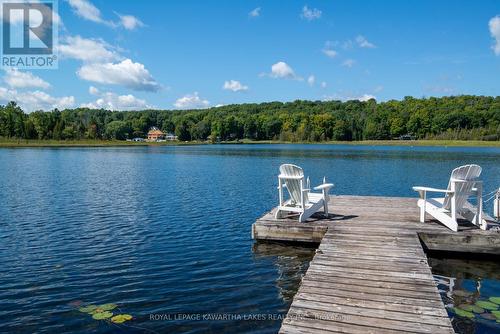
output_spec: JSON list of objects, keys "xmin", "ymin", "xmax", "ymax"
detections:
[{"xmin": 1, "ymin": 144, "xmax": 500, "ymax": 333}]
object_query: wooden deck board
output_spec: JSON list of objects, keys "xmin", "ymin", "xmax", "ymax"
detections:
[{"xmin": 253, "ymin": 195, "xmax": 500, "ymax": 334}]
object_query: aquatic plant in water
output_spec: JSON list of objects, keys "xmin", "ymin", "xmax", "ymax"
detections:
[
  {"xmin": 111, "ymin": 314, "xmax": 133, "ymax": 324},
  {"xmin": 458, "ymin": 304, "xmax": 484, "ymax": 313},
  {"xmin": 92, "ymin": 311, "xmax": 113, "ymax": 320},
  {"xmin": 97, "ymin": 303, "xmax": 117, "ymax": 311},
  {"xmin": 77, "ymin": 303, "xmax": 133, "ymax": 325},
  {"xmin": 78, "ymin": 305, "xmax": 98, "ymax": 313},
  {"xmin": 490, "ymin": 297, "xmax": 500, "ymax": 305},
  {"xmin": 452, "ymin": 307, "xmax": 474, "ymax": 318},
  {"xmin": 450, "ymin": 296, "xmax": 500, "ymax": 326},
  {"xmin": 475, "ymin": 300, "xmax": 499, "ymax": 311}
]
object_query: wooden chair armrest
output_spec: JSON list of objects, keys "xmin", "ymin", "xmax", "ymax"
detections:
[
  {"xmin": 314, "ymin": 183, "xmax": 334, "ymax": 191},
  {"xmin": 412, "ymin": 186, "xmax": 454, "ymax": 194}
]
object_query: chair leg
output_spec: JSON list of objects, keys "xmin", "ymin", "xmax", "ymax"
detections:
[
  {"xmin": 419, "ymin": 205, "xmax": 425, "ymax": 223},
  {"xmin": 322, "ymin": 190, "xmax": 329, "ymax": 217},
  {"xmin": 418, "ymin": 191, "xmax": 427, "ymax": 223}
]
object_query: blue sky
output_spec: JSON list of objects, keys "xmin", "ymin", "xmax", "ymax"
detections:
[{"xmin": 1, "ymin": 0, "xmax": 500, "ymax": 111}]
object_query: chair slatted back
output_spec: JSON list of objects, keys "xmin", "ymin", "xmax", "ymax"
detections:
[
  {"xmin": 279, "ymin": 164, "xmax": 308, "ymax": 205},
  {"xmin": 443, "ymin": 164, "xmax": 482, "ymax": 210}
]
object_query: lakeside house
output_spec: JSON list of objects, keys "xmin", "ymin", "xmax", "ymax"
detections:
[
  {"xmin": 395, "ymin": 134, "xmax": 416, "ymax": 140},
  {"xmin": 147, "ymin": 127, "xmax": 166, "ymax": 141},
  {"xmin": 165, "ymin": 133, "xmax": 178, "ymax": 141}
]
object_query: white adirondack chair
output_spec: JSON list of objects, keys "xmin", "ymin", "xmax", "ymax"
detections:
[
  {"xmin": 275, "ymin": 164, "xmax": 334, "ymax": 222},
  {"xmin": 413, "ymin": 164, "xmax": 485, "ymax": 232}
]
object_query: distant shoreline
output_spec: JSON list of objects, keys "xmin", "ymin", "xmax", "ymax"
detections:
[{"xmin": 1, "ymin": 139, "xmax": 500, "ymax": 148}]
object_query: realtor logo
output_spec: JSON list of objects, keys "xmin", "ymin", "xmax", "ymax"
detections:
[{"xmin": 1, "ymin": 0, "xmax": 58, "ymax": 69}]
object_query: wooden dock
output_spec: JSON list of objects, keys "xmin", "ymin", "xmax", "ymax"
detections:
[{"xmin": 252, "ymin": 195, "xmax": 500, "ymax": 334}]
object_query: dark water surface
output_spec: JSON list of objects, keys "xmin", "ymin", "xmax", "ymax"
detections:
[
  {"xmin": 1, "ymin": 144, "xmax": 500, "ymax": 333},
  {"xmin": 431, "ymin": 257, "xmax": 500, "ymax": 334}
]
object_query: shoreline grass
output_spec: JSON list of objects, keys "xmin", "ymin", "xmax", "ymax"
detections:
[
  {"xmin": 1, "ymin": 138, "xmax": 500, "ymax": 148},
  {"xmin": 0, "ymin": 139, "xmax": 204, "ymax": 147}
]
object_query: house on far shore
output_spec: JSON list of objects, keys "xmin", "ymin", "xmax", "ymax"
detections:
[
  {"xmin": 396, "ymin": 134, "xmax": 416, "ymax": 140},
  {"xmin": 165, "ymin": 133, "xmax": 178, "ymax": 141},
  {"xmin": 147, "ymin": 127, "xmax": 166, "ymax": 141}
]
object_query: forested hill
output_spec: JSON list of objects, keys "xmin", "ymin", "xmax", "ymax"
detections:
[{"xmin": 1, "ymin": 95, "xmax": 500, "ymax": 142}]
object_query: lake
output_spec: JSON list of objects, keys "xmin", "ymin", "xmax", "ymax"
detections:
[{"xmin": 1, "ymin": 144, "xmax": 500, "ymax": 333}]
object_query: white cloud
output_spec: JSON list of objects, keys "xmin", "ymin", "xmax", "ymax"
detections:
[
  {"xmin": 82, "ymin": 88, "xmax": 151, "ymax": 110},
  {"xmin": 0, "ymin": 87, "xmax": 74, "ymax": 112},
  {"xmin": 328, "ymin": 37, "xmax": 376, "ymax": 51},
  {"xmin": 174, "ymin": 92, "xmax": 209, "ymax": 109},
  {"xmin": 249, "ymin": 7, "xmax": 261, "ymax": 18},
  {"xmin": 355, "ymin": 35, "xmax": 376, "ymax": 48},
  {"xmin": 67, "ymin": 0, "xmax": 108, "ymax": 24},
  {"xmin": 117, "ymin": 13, "xmax": 144, "ymax": 30},
  {"xmin": 301, "ymin": 5, "xmax": 321, "ymax": 21},
  {"xmin": 58, "ymin": 35, "xmax": 120, "ymax": 62},
  {"xmin": 267, "ymin": 61, "xmax": 301, "ymax": 80},
  {"xmin": 489, "ymin": 16, "xmax": 500, "ymax": 55},
  {"xmin": 4, "ymin": 69, "xmax": 50, "ymax": 90},
  {"xmin": 341, "ymin": 59, "xmax": 356, "ymax": 68},
  {"xmin": 261, "ymin": 61, "xmax": 304, "ymax": 81},
  {"xmin": 59, "ymin": 37, "xmax": 159, "ymax": 92},
  {"xmin": 89, "ymin": 86, "xmax": 99, "ymax": 95},
  {"xmin": 77, "ymin": 59, "xmax": 160, "ymax": 92},
  {"xmin": 68, "ymin": 0, "xmax": 143, "ymax": 29},
  {"xmin": 357, "ymin": 94, "xmax": 376, "ymax": 101},
  {"xmin": 323, "ymin": 93, "xmax": 376, "ymax": 102},
  {"xmin": 321, "ymin": 81, "xmax": 327, "ymax": 88},
  {"xmin": 223, "ymin": 80, "xmax": 248, "ymax": 92},
  {"xmin": 322, "ymin": 49, "xmax": 338, "ymax": 58},
  {"xmin": 322, "ymin": 41, "xmax": 338, "ymax": 58},
  {"xmin": 307, "ymin": 75, "xmax": 315, "ymax": 86},
  {"xmin": 271, "ymin": 62, "xmax": 294, "ymax": 78}
]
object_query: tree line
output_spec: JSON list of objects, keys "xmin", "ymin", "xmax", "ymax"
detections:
[{"xmin": 1, "ymin": 95, "xmax": 499, "ymax": 142}]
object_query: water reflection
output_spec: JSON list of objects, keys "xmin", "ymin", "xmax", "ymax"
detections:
[
  {"xmin": 252, "ymin": 242, "xmax": 315, "ymax": 303},
  {"xmin": 2, "ymin": 145, "xmax": 500, "ymax": 333},
  {"xmin": 430, "ymin": 257, "xmax": 500, "ymax": 334}
]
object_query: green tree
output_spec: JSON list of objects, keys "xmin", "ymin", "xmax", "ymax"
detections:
[{"xmin": 105, "ymin": 121, "xmax": 131, "ymax": 140}]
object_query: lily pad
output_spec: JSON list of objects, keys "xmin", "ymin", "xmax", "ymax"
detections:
[
  {"xmin": 99, "ymin": 303, "xmax": 117, "ymax": 311},
  {"xmin": 92, "ymin": 311, "xmax": 113, "ymax": 320},
  {"xmin": 480, "ymin": 313, "xmax": 496, "ymax": 320},
  {"xmin": 111, "ymin": 314, "xmax": 132, "ymax": 324},
  {"xmin": 476, "ymin": 300, "xmax": 499, "ymax": 311},
  {"xmin": 458, "ymin": 304, "xmax": 484, "ymax": 313},
  {"xmin": 492, "ymin": 310, "xmax": 500, "ymax": 319},
  {"xmin": 452, "ymin": 307, "xmax": 475, "ymax": 318},
  {"xmin": 78, "ymin": 305, "xmax": 98, "ymax": 313},
  {"xmin": 472, "ymin": 306, "xmax": 485, "ymax": 313},
  {"xmin": 490, "ymin": 297, "xmax": 500, "ymax": 305}
]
